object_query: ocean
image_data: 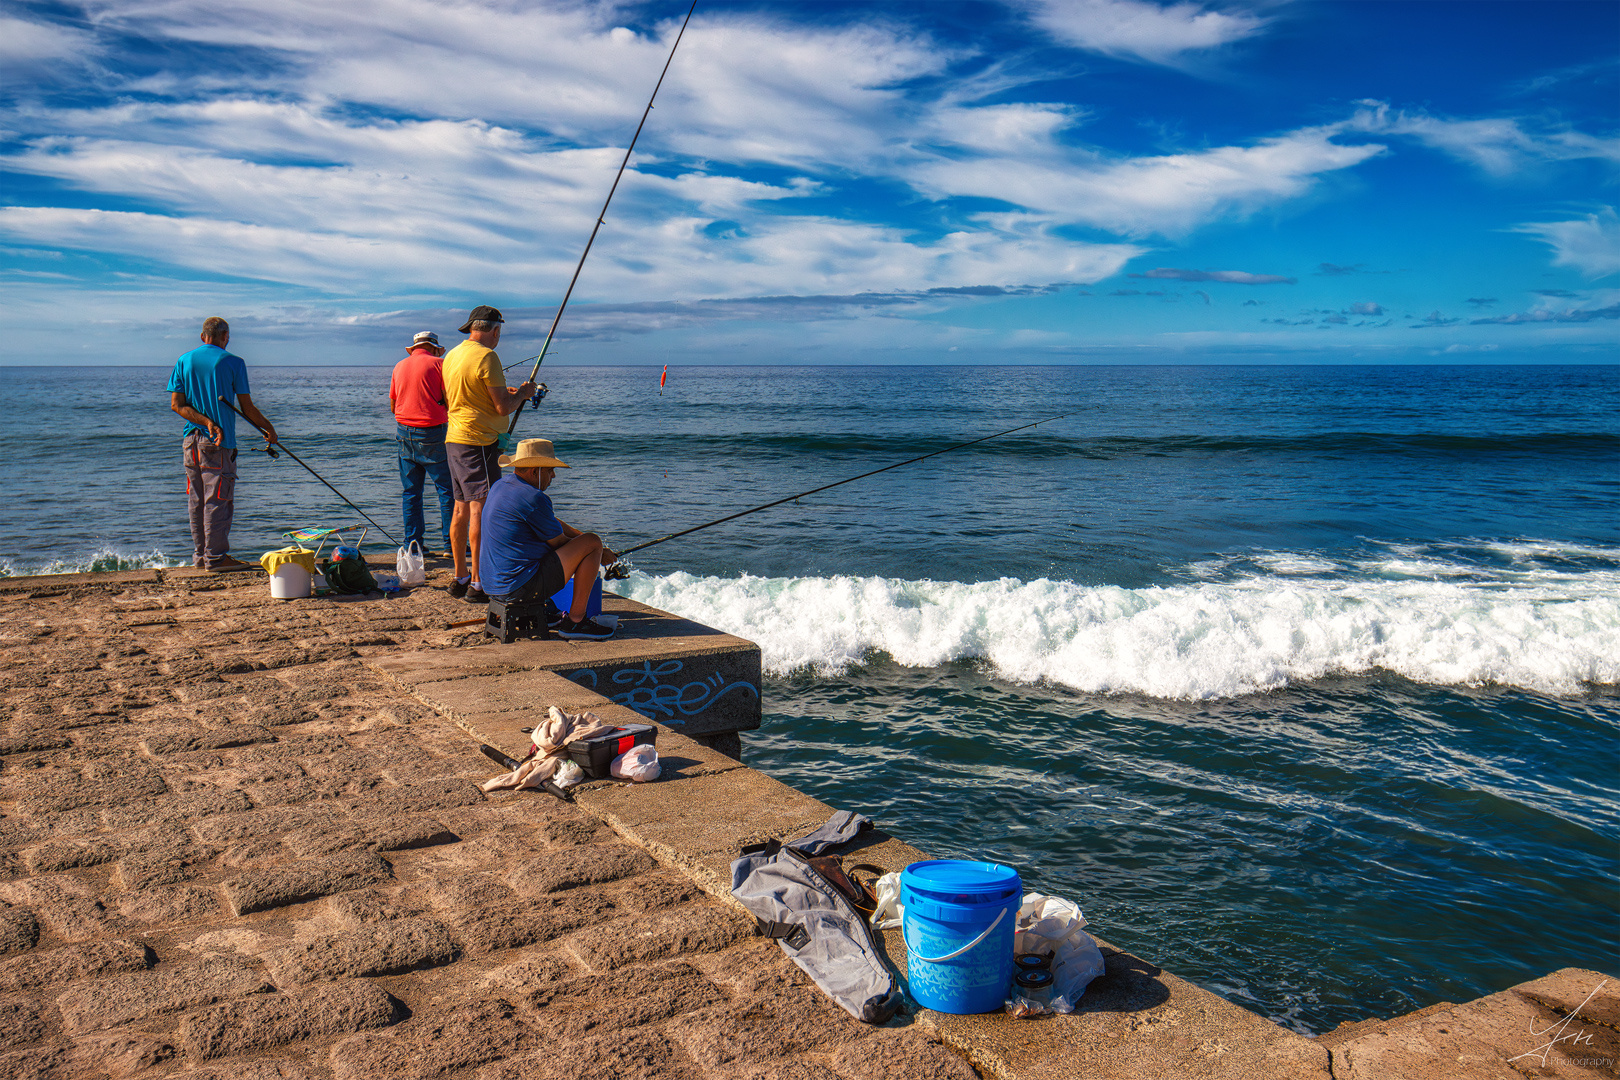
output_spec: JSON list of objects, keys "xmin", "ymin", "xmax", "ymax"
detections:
[{"xmin": 3, "ymin": 362, "xmax": 1617, "ymax": 1032}]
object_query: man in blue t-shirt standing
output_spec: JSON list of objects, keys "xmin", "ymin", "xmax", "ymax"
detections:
[
  {"xmin": 479, "ymin": 438, "xmax": 618, "ymax": 639},
  {"xmin": 167, "ymin": 316, "xmax": 278, "ymax": 572}
]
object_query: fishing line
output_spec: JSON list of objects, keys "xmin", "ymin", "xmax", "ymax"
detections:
[
  {"xmin": 217, "ymin": 396, "xmax": 400, "ymax": 545},
  {"xmin": 613, "ymin": 411, "xmax": 1080, "ymax": 561},
  {"xmin": 505, "ymin": 0, "xmax": 698, "ymax": 435}
]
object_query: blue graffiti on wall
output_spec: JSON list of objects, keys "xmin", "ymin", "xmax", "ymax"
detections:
[{"xmin": 565, "ymin": 659, "xmax": 758, "ymax": 725}]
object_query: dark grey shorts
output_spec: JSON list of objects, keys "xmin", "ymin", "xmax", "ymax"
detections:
[
  {"xmin": 446, "ymin": 441, "xmax": 500, "ymax": 503},
  {"xmin": 495, "ymin": 549, "xmax": 566, "ymax": 605}
]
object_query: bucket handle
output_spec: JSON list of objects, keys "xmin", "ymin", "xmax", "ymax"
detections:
[{"xmin": 906, "ymin": 906, "xmax": 1007, "ymax": 964}]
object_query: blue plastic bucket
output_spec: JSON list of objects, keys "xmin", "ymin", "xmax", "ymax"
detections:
[
  {"xmin": 901, "ymin": 860, "xmax": 1022, "ymax": 1014},
  {"xmin": 552, "ymin": 575, "xmax": 603, "ymax": 619}
]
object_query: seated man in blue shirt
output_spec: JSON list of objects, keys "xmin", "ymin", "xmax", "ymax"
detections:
[{"xmin": 479, "ymin": 438, "xmax": 618, "ymax": 640}]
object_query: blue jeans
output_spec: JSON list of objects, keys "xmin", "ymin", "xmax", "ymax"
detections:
[{"xmin": 398, "ymin": 423, "xmax": 453, "ymax": 551}]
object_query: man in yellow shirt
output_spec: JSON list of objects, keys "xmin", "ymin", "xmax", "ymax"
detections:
[{"xmin": 441, "ymin": 305, "xmax": 536, "ymax": 603}]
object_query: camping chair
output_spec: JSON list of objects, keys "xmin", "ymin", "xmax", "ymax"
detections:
[{"xmin": 279, "ymin": 524, "xmax": 369, "ymax": 561}]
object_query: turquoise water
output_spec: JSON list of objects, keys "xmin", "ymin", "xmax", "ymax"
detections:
[{"xmin": 2, "ymin": 363, "xmax": 1617, "ymax": 1032}]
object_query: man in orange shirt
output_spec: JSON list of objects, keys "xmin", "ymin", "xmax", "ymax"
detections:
[{"xmin": 389, "ymin": 330, "xmax": 454, "ymax": 555}]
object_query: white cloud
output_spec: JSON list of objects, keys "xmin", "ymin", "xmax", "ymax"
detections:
[
  {"xmin": 0, "ymin": 15, "xmax": 100, "ymax": 79},
  {"xmin": 1347, "ymin": 101, "xmax": 1620, "ymax": 175},
  {"xmin": 1018, "ymin": 0, "xmax": 1268, "ymax": 65},
  {"xmin": 0, "ymin": 0, "xmax": 1389, "ymax": 310},
  {"xmin": 910, "ymin": 122, "xmax": 1385, "ymax": 237},
  {"xmin": 1512, "ymin": 208, "xmax": 1620, "ymax": 278}
]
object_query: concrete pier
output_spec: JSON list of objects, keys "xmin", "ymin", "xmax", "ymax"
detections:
[{"xmin": 0, "ymin": 563, "xmax": 1613, "ymax": 1079}]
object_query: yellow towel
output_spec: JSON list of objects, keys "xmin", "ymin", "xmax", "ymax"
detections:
[{"xmin": 259, "ymin": 546, "xmax": 317, "ymax": 574}]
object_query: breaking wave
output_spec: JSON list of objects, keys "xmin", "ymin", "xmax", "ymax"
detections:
[
  {"xmin": 0, "ymin": 547, "xmax": 182, "ymax": 578},
  {"xmin": 620, "ymin": 545, "xmax": 1620, "ymax": 699}
]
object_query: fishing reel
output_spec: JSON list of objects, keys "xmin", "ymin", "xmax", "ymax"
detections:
[
  {"xmin": 603, "ymin": 555, "xmax": 633, "ymax": 581},
  {"xmin": 530, "ymin": 383, "xmax": 548, "ymax": 410},
  {"xmin": 248, "ymin": 444, "xmax": 280, "ymax": 459}
]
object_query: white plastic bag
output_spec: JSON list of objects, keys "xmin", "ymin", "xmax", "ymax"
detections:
[
  {"xmin": 1012, "ymin": 892, "xmax": 1106, "ymax": 1012},
  {"xmin": 610, "ymin": 743, "xmax": 660, "ymax": 782},
  {"xmin": 552, "ymin": 760, "xmax": 586, "ymax": 790},
  {"xmin": 869, "ymin": 871, "xmax": 905, "ymax": 929},
  {"xmin": 396, "ymin": 541, "xmax": 427, "ymax": 586}
]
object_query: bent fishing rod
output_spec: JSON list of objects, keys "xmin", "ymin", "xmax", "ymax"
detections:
[
  {"xmin": 505, "ymin": 0, "xmax": 698, "ymax": 436},
  {"xmin": 217, "ymin": 396, "xmax": 400, "ymax": 545},
  {"xmin": 613, "ymin": 411, "xmax": 1079, "ymax": 562}
]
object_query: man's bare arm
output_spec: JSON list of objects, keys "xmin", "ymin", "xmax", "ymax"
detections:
[
  {"xmin": 550, "ymin": 521, "xmax": 615, "ymax": 564},
  {"xmin": 237, "ymin": 393, "xmax": 278, "ymax": 446},
  {"xmin": 171, "ymin": 391, "xmax": 222, "ymax": 444},
  {"xmin": 486, "ymin": 381, "xmax": 536, "ymax": 417}
]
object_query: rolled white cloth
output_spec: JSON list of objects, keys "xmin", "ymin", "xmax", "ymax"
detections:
[{"xmin": 479, "ymin": 705, "xmax": 618, "ymax": 792}]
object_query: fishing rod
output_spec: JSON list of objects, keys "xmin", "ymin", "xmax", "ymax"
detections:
[
  {"xmin": 612, "ymin": 411, "xmax": 1079, "ymax": 562},
  {"xmin": 505, "ymin": 0, "xmax": 698, "ymax": 438},
  {"xmin": 217, "ymin": 396, "xmax": 400, "ymax": 545}
]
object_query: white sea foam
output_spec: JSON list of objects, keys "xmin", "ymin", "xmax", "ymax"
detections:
[
  {"xmin": 0, "ymin": 547, "xmax": 181, "ymax": 578},
  {"xmin": 621, "ymin": 554, "xmax": 1620, "ymax": 699}
]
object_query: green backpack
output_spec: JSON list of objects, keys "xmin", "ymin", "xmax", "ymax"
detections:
[{"xmin": 320, "ymin": 555, "xmax": 377, "ymax": 595}]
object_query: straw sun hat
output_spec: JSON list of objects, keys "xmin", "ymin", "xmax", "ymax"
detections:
[{"xmin": 500, "ymin": 438, "xmax": 569, "ymax": 469}]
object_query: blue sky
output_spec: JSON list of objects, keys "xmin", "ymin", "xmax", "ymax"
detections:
[{"xmin": 1, "ymin": 0, "xmax": 1616, "ymax": 365}]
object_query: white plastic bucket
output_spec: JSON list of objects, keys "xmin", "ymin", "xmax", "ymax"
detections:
[{"xmin": 269, "ymin": 563, "xmax": 312, "ymax": 599}]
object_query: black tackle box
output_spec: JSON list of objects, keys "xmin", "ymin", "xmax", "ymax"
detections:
[{"xmin": 567, "ymin": 723, "xmax": 658, "ymax": 779}]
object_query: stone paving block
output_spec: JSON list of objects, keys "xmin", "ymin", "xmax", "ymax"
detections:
[
  {"xmin": 905, "ymin": 941, "xmax": 1331, "ymax": 1080},
  {"xmin": 114, "ymin": 840, "xmax": 217, "ymax": 890},
  {"xmin": 0, "ymin": 938, "xmax": 153, "ymax": 992},
  {"xmin": 535, "ymin": 815, "xmax": 615, "ymax": 848},
  {"xmin": 419, "ymin": 872, "xmax": 516, "ymax": 911},
  {"xmin": 473, "ymin": 949, "xmax": 574, "ymax": 993},
  {"xmin": 222, "ymin": 850, "xmax": 393, "ymax": 916},
  {"xmin": 448, "ymin": 894, "xmax": 615, "ymax": 958},
  {"xmin": 481, "ymin": 1026, "xmax": 699, "ymax": 1080},
  {"xmin": 669, "ymin": 990, "xmax": 863, "ymax": 1075},
  {"xmin": 180, "ymin": 979, "xmax": 401, "ymax": 1060},
  {"xmin": 140, "ymin": 725, "xmax": 274, "ymax": 754},
  {"xmin": 283, "ymin": 816, "xmax": 458, "ymax": 858},
  {"xmin": 325, "ymin": 889, "xmax": 426, "ymax": 928},
  {"xmin": 192, "ymin": 805, "xmax": 341, "ymax": 846},
  {"xmin": 0, "ymin": 733, "xmax": 71, "ymax": 756},
  {"xmin": 233, "ymin": 733, "xmax": 348, "ymax": 765},
  {"xmin": 0, "ymin": 997, "xmax": 46, "ymax": 1051},
  {"xmin": 0, "ymin": 1043, "xmax": 75, "ymax": 1080},
  {"xmin": 182, "ymin": 1058, "xmax": 317, "ymax": 1080},
  {"xmin": 349, "ymin": 776, "xmax": 484, "ymax": 817},
  {"xmin": 368, "ymin": 650, "xmax": 530, "ymax": 688},
  {"xmin": 329, "ymin": 996, "xmax": 540, "ymax": 1080},
  {"xmin": 566, "ymin": 903, "xmax": 750, "ymax": 972},
  {"xmin": 10, "ymin": 763, "xmax": 167, "ymax": 815},
  {"xmin": 22, "ymin": 838, "xmax": 121, "ymax": 874},
  {"xmin": 608, "ymin": 869, "xmax": 706, "ymax": 914},
  {"xmin": 262, "ymin": 916, "xmax": 455, "ymax": 986},
  {"xmin": 533, "ymin": 960, "xmax": 728, "ymax": 1039},
  {"xmin": 373, "ymin": 817, "xmax": 460, "ymax": 852},
  {"xmin": 56, "ymin": 954, "xmax": 273, "ymax": 1034},
  {"xmin": 832, "ymin": 1030, "xmax": 981, "ymax": 1080},
  {"xmin": 1516, "ymin": 966, "xmax": 1620, "ymax": 1028},
  {"xmin": 102, "ymin": 786, "xmax": 253, "ymax": 829},
  {"xmin": 63, "ymin": 1031, "xmax": 178, "ymax": 1077},
  {"xmin": 1328, "ymin": 966, "xmax": 1619, "ymax": 1080},
  {"xmin": 575, "ymin": 767, "xmax": 834, "ymax": 899},
  {"xmin": 0, "ymin": 878, "xmax": 126, "ymax": 942},
  {"xmin": 503, "ymin": 844, "xmax": 656, "ymax": 896},
  {"xmin": 0, "ymin": 905, "xmax": 40, "ymax": 954}
]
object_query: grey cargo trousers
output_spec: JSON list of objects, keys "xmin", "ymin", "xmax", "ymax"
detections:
[{"xmin": 183, "ymin": 432, "xmax": 238, "ymax": 567}]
